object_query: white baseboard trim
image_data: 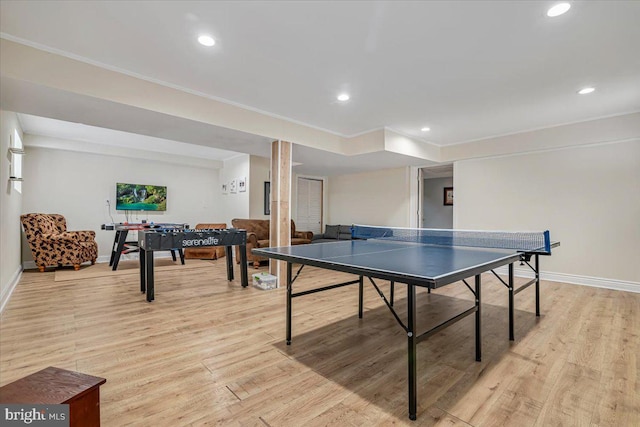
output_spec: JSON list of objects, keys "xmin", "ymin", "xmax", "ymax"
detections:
[
  {"xmin": 96, "ymin": 253, "xmax": 176, "ymax": 263},
  {"xmin": 0, "ymin": 265, "xmax": 23, "ymax": 314},
  {"xmin": 493, "ymin": 266, "xmax": 640, "ymax": 294},
  {"xmin": 22, "ymin": 252, "xmax": 176, "ymax": 270}
]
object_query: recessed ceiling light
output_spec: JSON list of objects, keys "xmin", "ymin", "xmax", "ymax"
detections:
[
  {"xmin": 198, "ymin": 35, "xmax": 215, "ymax": 47},
  {"xmin": 547, "ymin": 3, "xmax": 571, "ymax": 17},
  {"xmin": 337, "ymin": 94, "xmax": 350, "ymax": 102},
  {"xmin": 578, "ymin": 87, "xmax": 595, "ymax": 95},
  {"xmin": 421, "ymin": 127, "xmax": 431, "ymax": 132}
]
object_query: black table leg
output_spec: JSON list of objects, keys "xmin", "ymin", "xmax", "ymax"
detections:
[
  {"xmin": 109, "ymin": 230, "xmax": 120, "ymax": 267},
  {"xmin": 390, "ymin": 281, "xmax": 395, "ymax": 306},
  {"xmin": 146, "ymin": 250, "xmax": 154, "ymax": 302},
  {"xmin": 239, "ymin": 245, "xmax": 248, "ymax": 287},
  {"xmin": 358, "ymin": 275, "xmax": 364, "ymax": 318},
  {"xmin": 178, "ymin": 249, "xmax": 185, "ymax": 265},
  {"xmin": 535, "ymin": 254, "xmax": 540, "ymax": 316},
  {"xmin": 509, "ymin": 263, "xmax": 515, "ymax": 341},
  {"xmin": 225, "ymin": 246, "xmax": 234, "ymax": 281},
  {"xmin": 286, "ymin": 262, "xmax": 293, "ymax": 345},
  {"xmin": 407, "ymin": 283, "xmax": 417, "ymax": 420},
  {"xmin": 112, "ymin": 230, "xmax": 129, "ymax": 270},
  {"xmin": 475, "ymin": 274, "xmax": 482, "ymax": 362},
  {"xmin": 139, "ymin": 248, "xmax": 146, "ymax": 293}
]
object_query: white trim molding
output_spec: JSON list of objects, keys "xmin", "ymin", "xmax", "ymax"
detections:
[
  {"xmin": 22, "ymin": 252, "xmax": 178, "ymax": 271},
  {"xmin": 0, "ymin": 266, "xmax": 23, "ymax": 313},
  {"xmin": 494, "ymin": 266, "xmax": 640, "ymax": 294}
]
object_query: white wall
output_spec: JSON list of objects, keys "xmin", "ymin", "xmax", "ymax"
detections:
[
  {"xmin": 219, "ymin": 154, "xmax": 251, "ymax": 225},
  {"xmin": 423, "ymin": 177, "xmax": 454, "ymax": 228},
  {"xmin": 455, "ymin": 140, "xmax": 640, "ymax": 287},
  {"xmin": 249, "ymin": 155, "xmax": 270, "ymax": 219},
  {"xmin": 0, "ymin": 111, "xmax": 24, "ymax": 311},
  {"xmin": 21, "ymin": 145, "xmax": 222, "ymax": 264},
  {"xmin": 247, "ymin": 155, "xmax": 330, "ymax": 233},
  {"xmin": 328, "ymin": 167, "xmax": 411, "ymax": 226}
]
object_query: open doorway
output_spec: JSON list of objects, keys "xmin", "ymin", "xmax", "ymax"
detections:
[{"xmin": 420, "ymin": 164, "xmax": 453, "ymax": 228}]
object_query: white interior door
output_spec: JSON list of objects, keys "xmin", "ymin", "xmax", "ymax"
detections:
[{"xmin": 296, "ymin": 177, "xmax": 323, "ymax": 234}]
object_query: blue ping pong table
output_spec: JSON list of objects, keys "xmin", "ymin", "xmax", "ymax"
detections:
[{"xmin": 252, "ymin": 225, "xmax": 559, "ymax": 421}]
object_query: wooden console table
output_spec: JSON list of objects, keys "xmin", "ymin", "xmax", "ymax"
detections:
[{"xmin": 0, "ymin": 366, "xmax": 106, "ymax": 427}]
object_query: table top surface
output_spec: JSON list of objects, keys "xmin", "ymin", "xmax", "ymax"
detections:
[
  {"xmin": 254, "ymin": 239, "xmax": 526, "ymax": 287},
  {"xmin": 0, "ymin": 366, "xmax": 106, "ymax": 404}
]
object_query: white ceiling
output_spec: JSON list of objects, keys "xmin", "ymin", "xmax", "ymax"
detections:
[
  {"xmin": 1, "ymin": 1, "xmax": 639, "ymax": 174},
  {"xmin": 17, "ymin": 114, "xmax": 243, "ymax": 162}
]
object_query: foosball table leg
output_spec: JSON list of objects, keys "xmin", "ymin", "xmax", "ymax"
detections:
[{"xmin": 225, "ymin": 246, "xmax": 234, "ymax": 281}]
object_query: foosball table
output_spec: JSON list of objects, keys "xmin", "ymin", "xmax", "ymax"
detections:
[
  {"xmin": 101, "ymin": 222, "xmax": 189, "ymax": 271},
  {"xmin": 138, "ymin": 228, "xmax": 248, "ymax": 301}
]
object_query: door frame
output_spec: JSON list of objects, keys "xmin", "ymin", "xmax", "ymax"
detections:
[
  {"xmin": 411, "ymin": 164, "xmax": 454, "ymax": 229},
  {"xmin": 293, "ymin": 175, "xmax": 327, "ymax": 233}
]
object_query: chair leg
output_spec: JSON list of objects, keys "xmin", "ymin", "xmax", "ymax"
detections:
[
  {"xmin": 91, "ymin": 259, "xmax": 96, "ymax": 265},
  {"xmin": 74, "ymin": 264, "xmax": 80, "ymax": 271},
  {"xmin": 38, "ymin": 266, "xmax": 45, "ymax": 272}
]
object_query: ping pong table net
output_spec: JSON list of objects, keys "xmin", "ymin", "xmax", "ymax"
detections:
[{"xmin": 351, "ymin": 225, "xmax": 552, "ymax": 254}]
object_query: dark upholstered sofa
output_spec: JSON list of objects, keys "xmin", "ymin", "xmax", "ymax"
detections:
[
  {"xmin": 311, "ymin": 225, "xmax": 353, "ymax": 243},
  {"xmin": 231, "ymin": 218, "xmax": 313, "ymax": 267}
]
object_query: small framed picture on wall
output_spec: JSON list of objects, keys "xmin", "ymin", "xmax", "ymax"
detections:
[{"xmin": 443, "ymin": 187, "xmax": 454, "ymax": 206}]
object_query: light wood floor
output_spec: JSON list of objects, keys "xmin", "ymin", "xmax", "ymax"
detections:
[{"xmin": 1, "ymin": 259, "xmax": 638, "ymax": 426}]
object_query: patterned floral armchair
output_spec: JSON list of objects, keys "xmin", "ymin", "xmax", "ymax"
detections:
[{"xmin": 20, "ymin": 213, "xmax": 98, "ymax": 272}]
